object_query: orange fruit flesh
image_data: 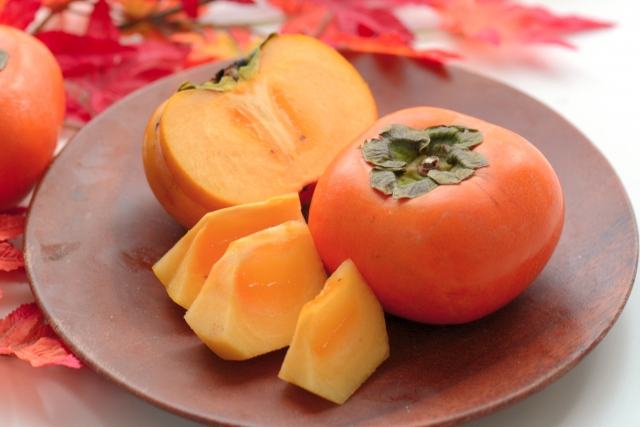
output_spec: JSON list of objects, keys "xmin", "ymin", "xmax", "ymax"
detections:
[
  {"xmin": 142, "ymin": 101, "xmax": 209, "ymax": 228},
  {"xmin": 278, "ymin": 259, "xmax": 389, "ymax": 404},
  {"xmin": 184, "ymin": 220, "xmax": 326, "ymax": 360},
  {"xmin": 158, "ymin": 34, "xmax": 378, "ymax": 211},
  {"xmin": 152, "ymin": 193, "xmax": 303, "ymax": 309}
]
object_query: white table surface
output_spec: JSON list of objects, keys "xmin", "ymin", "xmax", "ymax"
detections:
[{"xmin": 2, "ymin": 0, "xmax": 639, "ymax": 425}]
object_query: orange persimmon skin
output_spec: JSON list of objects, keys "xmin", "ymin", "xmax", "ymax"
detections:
[
  {"xmin": 142, "ymin": 101, "xmax": 209, "ymax": 228},
  {"xmin": 308, "ymin": 107, "xmax": 565, "ymax": 325},
  {"xmin": 0, "ymin": 26, "xmax": 65, "ymax": 210}
]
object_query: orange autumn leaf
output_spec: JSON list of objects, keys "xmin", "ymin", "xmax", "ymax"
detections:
[
  {"xmin": 0, "ymin": 209, "xmax": 26, "ymax": 277},
  {"xmin": 170, "ymin": 28, "xmax": 262, "ymax": 68},
  {"xmin": 228, "ymin": 27, "xmax": 263, "ymax": 53},
  {"xmin": 171, "ymin": 28, "xmax": 241, "ymax": 67},
  {"xmin": 113, "ymin": 0, "xmax": 165, "ymax": 20},
  {"xmin": 429, "ymin": 0, "xmax": 613, "ymax": 47},
  {"xmin": 0, "ymin": 303, "xmax": 82, "ymax": 368},
  {"xmin": 0, "ymin": 304, "xmax": 39, "ymax": 351},
  {"xmin": 272, "ymin": 0, "xmax": 415, "ymax": 41},
  {"xmin": 272, "ymin": 0, "xmax": 326, "ymax": 36},
  {"xmin": 14, "ymin": 337, "xmax": 82, "ymax": 368},
  {"xmin": 270, "ymin": 0, "xmax": 457, "ymax": 62},
  {"xmin": 323, "ymin": 30, "xmax": 461, "ymax": 63},
  {"xmin": 41, "ymin": 0, "xmax": 77, "ymax": 10}
]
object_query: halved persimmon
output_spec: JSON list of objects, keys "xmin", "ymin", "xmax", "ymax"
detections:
[{"xmin": 143, "ymin": 34, "xmax": 378, "ymax": 228}]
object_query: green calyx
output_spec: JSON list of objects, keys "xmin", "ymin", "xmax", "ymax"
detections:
[
  {"xmin": 0, "ymin": 48, "xmax": 8, "ymax": 72},
  {"xmin": 177, "ymin": 34, "xmax": 276, "ymax": 93},
  {"xmin": 360, "ymin": 124, "xmax": 489, "ymax": 199}
]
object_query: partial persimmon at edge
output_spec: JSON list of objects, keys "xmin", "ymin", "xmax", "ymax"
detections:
[{"xmin": 0, "ymin": 25, "xmax": 65, "ymax": 211}]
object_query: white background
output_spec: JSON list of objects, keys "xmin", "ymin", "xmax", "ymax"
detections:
[{"xmin": 1, "ymin": 0, "xmax": 639, "ymax": 425}]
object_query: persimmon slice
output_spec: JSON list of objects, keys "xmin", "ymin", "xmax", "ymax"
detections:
[
  {"xmin": 152, "ymin": 193, "xmax": 303, "ymax": 309},
  {"xmin": 278, "ymin": 259, "xmax": 389, "ymax": 404},
  {"xmin": 184, "ymin": 220, "xmax": 326, "ymax": 360},
  {"xmin": 158, "ymin": 34, "xmax": 378, "ymax": 212}
]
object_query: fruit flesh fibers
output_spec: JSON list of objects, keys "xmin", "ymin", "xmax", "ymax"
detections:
[
  {"xmin": 278, "ymin": 259, "xmax": 389, "ymax": 404},
  {"xmin": 152, "ymin": 193, "xmax": 304, "ymax": 309},
  {"xmin": 184, "ymin": 220, "xmax": 326, "ymax": 360}
]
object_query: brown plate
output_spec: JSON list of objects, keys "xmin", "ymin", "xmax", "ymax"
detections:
[{"xmin": 24, "ymin": 54, "xmax": 638, "ymax": 427}]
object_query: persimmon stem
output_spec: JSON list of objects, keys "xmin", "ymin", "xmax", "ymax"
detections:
[
  {"xmin": 418, "ymin": 156, "xmax": 439, "ymax": 176},
  {"xmin": 362, "ymin": 124, "xmax": 488, "ymax": 199}
]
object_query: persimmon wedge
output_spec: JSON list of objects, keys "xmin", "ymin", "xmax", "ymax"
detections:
[
  {"xmin": 184, "ymin": 220, "xmax": 326, "ymax": 360},
  {"xmin": 279, "ymin": 259, "xmax": 389, "ymax": 404},
  {"xmin": 144, "ymin": 34, "xmax": 378, "ymax": 227},
  {"xmin": 153, "ymin": 193, "xmax": 304, "ymax": 309}
]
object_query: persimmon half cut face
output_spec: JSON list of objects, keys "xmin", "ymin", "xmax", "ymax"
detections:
[{"xmin": 143, "ymin": 34, "xmax": 378, "ymax": 228}]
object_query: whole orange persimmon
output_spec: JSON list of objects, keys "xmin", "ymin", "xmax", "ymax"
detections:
[
  {"xmin": 308, "ymin": 107, "xmax": 565, "ymax": 325},
  {"xmin": 0, "ymin": 25, "xmax": 65, "ymax": 211}
]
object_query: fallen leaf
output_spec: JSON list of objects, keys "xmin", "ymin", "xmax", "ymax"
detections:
[
  {"xmin": 228, "ymin": 27, "xmax": 263, "ymax": 52},
  {"xmin": 429, "ymin": 0, "xmax": 613, "ymax": 47},
  {"xmin": 86, "ymin": 0, "xmax": 120, "ymax": 41},
  {"xmin": 0, "ymin": 213, "xmax": 26, "ymax": 241},
  {"xmin": 38, "ymin": 1, "xmax": 189, "ymax": 122},
  {"xmin": 0, "ymin": 305, "xmax": 40, "ymax": 352},
  {"xmin": 170, "ymin": 27, "xmax": 241, "ymax": 67},
  {"xmin": 112, "ymin": 0, "xmax": 160, "ymax": 20},
  {"xmin": 0, "ymin": 0, "xmax": 41, "ymax": 30},
  {"xmin": 271, "ymin": 0, "xmax": 417, "ymax": 42},
  {"xmin": 324, "ymin": 29, "xmax": 460, "ymax": 63},
  {"xmin": 0, "ymin": 207, "xmax": 28, "ymax": 216},
  {"xmin": 181, "ymin": 0, "xmax": 199, "ymax": 18},
  {"xmin": 0, "ymin": 242, "xmax": 24, "ymax": 272},
  {"xmin": 0, "ymin": 303, "xmax": 82, "ymax": 368},
  {"xmin": 170, "ymin": 27, "xmax": 263, "ymax": 68},
  {"xmin": 15, "ymin": 337, "xmax": 83, "ymax": 368},
  {"xmin": 41, "ymin": 0, "xmax": 77, "ymax": 9}
]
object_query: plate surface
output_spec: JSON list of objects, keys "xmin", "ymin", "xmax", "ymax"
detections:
[{"xmin": 24, "ymin": 54, "xmax": 638, "ymax": 427}]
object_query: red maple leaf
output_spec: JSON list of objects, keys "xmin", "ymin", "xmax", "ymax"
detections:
[
  {"xmin": 270, "ymin": 0, "xmax": 459, "ymax": 62},
  {"xmin": 37, "ymin": 0, "xmax": 189, "ymax": 122},
  {"xmin": 0, "ymin": 303, "xmax": 82, "ymax": 368},
  {"xmin": 181, "ymin": 0, "xmax": 199, "ymax": 18},
  {"xmin": 85, "ymin": 0, "xmax": 120, "ymax": 40},
  {"xmin": 0, "ymin": 213, "xmax": 26, "ymax": 241},
  {"xmin": 428, "ymin": 0, "xmax": 613, "ymax": 47},
  {"xmin": 0, "ymin": 242, "xmax": 23, "ymax": 272},
  {"xmin": 0, "ymin": 0, "xmax": 41, "ymax": 30},
  {"xmin": 0, "ymin": 209, "xmax": 26, "ymax": 277},
  {"xmin": 325, "ymin": 29, "xmax": 461, "ymax": 63},
  {"xmin": 271, "ymin": 0, "xmax": 417, "ymax": 42}
]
